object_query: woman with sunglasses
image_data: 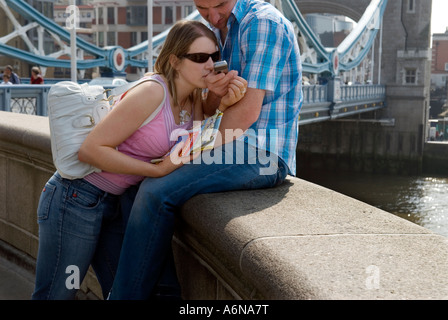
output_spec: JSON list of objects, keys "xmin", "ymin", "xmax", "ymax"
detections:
[
  {"xmin": 107, "ymin": 0, "xmax": 302, "ymax": 300},
  {"xmin": 32, "ymin": 19, "xmax": 247, "ymax": 300}
]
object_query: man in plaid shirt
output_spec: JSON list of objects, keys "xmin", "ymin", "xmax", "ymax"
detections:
[
  {"xmin": 200, "ymin": 0, "xmax": 303, "ymax": 176},
  {"xmin": 109, "ymin": 0, "xmax": 303, "ymax": 299}
]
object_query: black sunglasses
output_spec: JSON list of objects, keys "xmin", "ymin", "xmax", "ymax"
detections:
[{"xmin": 181, "ymin": 51, "xmax": 220, "ymax": 63}]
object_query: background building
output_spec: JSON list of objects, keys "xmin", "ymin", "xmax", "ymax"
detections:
[
  {"xmin": 431, "ymin": 29, "xmax": 448, "ymax": 89},
  {"xmin": 90, "ymin": 0, "xmax": 195, "ymax": 78},
  {"xmin": 430, "ymin": 29, "xmax": 448, "ymax": 119},
  {"xmin": 0, "ymin": 0, "xmax": 195, "ymax": 79},
  {"xmin": 0, "ymin": 0, "xmax": 56, "ymax": 79}
]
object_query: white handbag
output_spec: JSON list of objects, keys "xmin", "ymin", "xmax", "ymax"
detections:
[{"xmin": 47, "ymin": 77, "xmax": 159, "ymax": 180}]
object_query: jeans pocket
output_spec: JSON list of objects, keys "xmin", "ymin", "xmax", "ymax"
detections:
[
  {"xmin": 67, "ymin": 182, "xmax": 103, "ymax": 209},
  {"xmin": 64, "ymin": 183, "xmax": 105, "ymax": 241},
  {"xmin": 37, "ymin": 183, "xmax": 56, "ymax": 221}
]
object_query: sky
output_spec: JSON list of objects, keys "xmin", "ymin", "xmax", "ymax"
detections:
[{"xmin": 431, "ymin": 0, "xmax": 448, "ymax": 34}]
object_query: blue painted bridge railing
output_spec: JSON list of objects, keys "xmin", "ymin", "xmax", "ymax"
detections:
[
  {"xmin": 0, "ymin": 79, "xmax": 386, "ymax": 124},
  {"xmin": 0, "ymin": 85, "xmax": 51, "ymax": 116},
  {"xmin": 297, "ymin": 79, "xmax": 386, "ymax": 124}
]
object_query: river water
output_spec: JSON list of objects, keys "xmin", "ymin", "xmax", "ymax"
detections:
[{"xmin": 299, "ymin": 170, "xmax": 448, "ymax": 238}]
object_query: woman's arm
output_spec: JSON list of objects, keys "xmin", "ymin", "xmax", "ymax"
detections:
[
  {"xmin": 78, "ymin": 81, "xmax": 185, "ymax": 177},
  {"xmin": 213, "ymin": 87, "xmax": 266, "ymax": 148}
]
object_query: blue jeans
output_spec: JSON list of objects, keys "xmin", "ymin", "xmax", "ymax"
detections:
[
  {"xmin": 108, "ymin": 140, "xmax": 289, "ymax": 299},
  {"xmin": 32, "ymin": 172, "xmax": 125, "ymax": 300}
]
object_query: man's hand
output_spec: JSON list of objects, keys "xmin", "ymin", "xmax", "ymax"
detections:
[{"xmin": 218, "ymin": 76, "xmax": 248, "ymax": 112}]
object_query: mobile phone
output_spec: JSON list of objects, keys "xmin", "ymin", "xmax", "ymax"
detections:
[{"xmin": 214, "ymin": 60, "xmax": 228, "ymax": 74}]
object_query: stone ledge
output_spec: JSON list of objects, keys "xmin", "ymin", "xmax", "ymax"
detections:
[
  {"xmin": 0, "ymin": 111, "xmax": 50, "ymax": 153},
  {"xmin": 240, "ymin": 233, "xmax": 448, "ymax": 299},
  {"xmin": 1, "ymin": 111, "xmax": 448, "ymax": 300},
  {"xmin": 180, "ymin": 177, "xmax": 448, "ymax": 299}
]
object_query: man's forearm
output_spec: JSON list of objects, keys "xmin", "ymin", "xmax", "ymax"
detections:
[{"xmin": 214, "ymin": 87, "xmax": 266, "ymax": 147}]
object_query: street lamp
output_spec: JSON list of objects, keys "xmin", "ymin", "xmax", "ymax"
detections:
[
  {"xmin": 69, "ymin": 0, "xmax": 78, "ymax": 82},
  {"xmin": 147, "ymin": 0, "xmax": 153, "ymax": 72}
]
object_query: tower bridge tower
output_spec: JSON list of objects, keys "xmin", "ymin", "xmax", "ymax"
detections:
[
  {"xmin": 297, "ymin": 0, "xmax": 432, "ymax": 175},
  {"xmin": 0, "ymin": 0, "xmax": 432, "ymax": 175}
]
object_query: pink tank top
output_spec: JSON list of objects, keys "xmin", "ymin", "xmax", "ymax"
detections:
[{"xmin": 84, "ymin": 74, "xmax": 194, "ymax": 195}]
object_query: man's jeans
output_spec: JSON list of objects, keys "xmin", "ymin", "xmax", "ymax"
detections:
[
  {"xmin": 31, "ymin": 172, "xmax": 124, "ymax": 300},
  {"xmin": 108, "ymin": 140, "xmax": 289, "ymax": 299}
]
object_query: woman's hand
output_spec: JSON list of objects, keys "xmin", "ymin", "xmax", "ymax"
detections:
[
  {"xmin": 153, "ymin": 141, "xmax": 204, "ymax": 177},
  {"xmin": 153, "ymin": 142, "xmax": 189, "ymax": 176}
]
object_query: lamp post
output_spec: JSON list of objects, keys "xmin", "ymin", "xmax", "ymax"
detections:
[
  {"xmin": 69, "ymin": 0, "xmax": 77, "ymax": 82},
  {"xmin": 147, "ymin": 0, "xmax": 153, "ymax": 72}
]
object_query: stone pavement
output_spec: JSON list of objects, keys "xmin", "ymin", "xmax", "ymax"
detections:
[{"xmin": 0, "ymin": 255, "xmax": 34, "ymax": 300}]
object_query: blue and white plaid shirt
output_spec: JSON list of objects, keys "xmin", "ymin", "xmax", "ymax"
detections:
[{"xmin": 211, "ymin": 0, "xmax": 303, "ymax": 176}]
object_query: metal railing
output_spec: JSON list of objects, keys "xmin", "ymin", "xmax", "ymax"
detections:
[
  {"xmin": 0, "ymin": 81, "xmax": 387, "ymax": 124},
  {"xmin": 0, "ymin": 85, "xmax": 52, "ymax": 116}
]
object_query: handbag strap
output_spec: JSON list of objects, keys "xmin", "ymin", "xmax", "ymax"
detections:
[
  {"xmin": 108, "ymin": 77, "xmax": 151, "ymax": 97},
  {"xmin": 93, "ymin": 76, "xmax": 154, "ymax": 101},
  {"xmin": 93, "ymin": 75, "xmax": 167, "ymax": 129}
]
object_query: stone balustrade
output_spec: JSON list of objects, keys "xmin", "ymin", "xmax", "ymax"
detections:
[{"xmin": 1, "ymin": 111, "xmax": 448, "ymax": 300}]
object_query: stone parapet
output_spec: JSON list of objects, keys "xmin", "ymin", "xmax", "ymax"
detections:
[
  {"xmin": 178, "ymin": 179, "xmax": 448, "ymax": 299},
  {"xmin": 1, "ymin": 111, "xmax": 448, "ymax": 300}
]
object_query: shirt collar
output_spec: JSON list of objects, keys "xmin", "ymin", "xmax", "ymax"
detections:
[
  {"xmin": 210, "ymin": 0, "xmax": 248, "ymax": 34},
  {"xmin": 232, "ymin": 0, "xmax": 248, "ymax": 24}
]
